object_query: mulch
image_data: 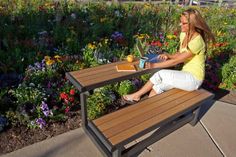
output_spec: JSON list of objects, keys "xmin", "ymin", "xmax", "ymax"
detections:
[{"xmin": 0, "ymin": 112, "xmax": 81, "ymax": 156}]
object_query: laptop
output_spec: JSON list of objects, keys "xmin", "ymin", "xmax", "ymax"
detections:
[{"xmin": 136, "ymin": 40, "xmax": 161, "ymax": 63}]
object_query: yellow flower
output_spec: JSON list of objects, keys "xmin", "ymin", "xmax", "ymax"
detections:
[
  {"xmin": 100, "ymin": 17, "xmax": 106, "ymax": 23},
  {"xmin": 104, "ymin": 38, "xmax": 109, "ymax": 44},
  {"xmin": 224, "ymin": 22, "xmax": 227, "ymax": 25},
  {"xmin": 46, "ymin": 59, "xmax": 55, "ymax": 66},
  {"xmin": 54, "ymin": 55, "xmax": 61, "ymax": 59},
  {"xmin": 135, "ymin": 34, "xmax": 150, "ymax": 40},
  {"xmin": 216, "ymin": 31, "xmax": 225, "ymax": 37},
  {"xmin": 66, "ymin": 38, "xmax": 72, "ymax": 43},
  {"xmin": 167, "ymin": 34, "xmax": 176, "ymax": 40},
  {"xmin": 54, "ymin": 55, "xmax": 62, "ymax": 63},
  {"xmin": 144, "ymin": 3, "xmax": 151, "ymax": 10},
  {"xmin": 44, "ymin": 56, "xmax": 51, "ymax": 61},
  {"xmin": 88, "ymin": 43, "xmax": 96, "ymax": 50}
]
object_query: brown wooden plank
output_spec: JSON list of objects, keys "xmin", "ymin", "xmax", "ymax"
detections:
[
  {"xmin": 93, "ymin": 89, "xmax": 181, "ymax": 126},
  {"xmin": 75, "ymin": 68, "xmax": 117, "ymax": 81},
  {"xmin": 97, "ymin": 90, "xmax": 190, "ymax": 132},
  {"xmin": 71, "ymin": 66, "xmax": 116, "ymax": 79},
  {"xmin": 102, "ymin": 90, "xmax": 202, "ymax": 138},
  {"xmin": 70, "ymin": 60, "xmax": 139, "ymax": 78},
  {"xmin": 108, "ymin": 91, "xmax": 213, "ymax": 145},
  {"xmin": 77, "ymin": 64, "xmax": 142, "ymax": 84},
  {"xmin": 77, "ymin": 67, "xmax": 133, "ymax": 82},
  {"xmin": 70, "ymin": 60, "xmax": 130, "ymax": 74}
]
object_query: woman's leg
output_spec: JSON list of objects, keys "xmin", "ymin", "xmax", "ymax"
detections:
[
  {"xmin": 150, "ymin": 69, "xmax": 202, "ymax": 94},
  {"xmin": 123, "ymin": 80, "xmax": 154, "ymax": 101},
  {"xmin": 149, "ymin": 89, "xmax": 157, "ymax": 98}
]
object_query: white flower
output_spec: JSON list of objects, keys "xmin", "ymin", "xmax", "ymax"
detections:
[
  {"xmin": 71, "ymin": 13, "xmax": 76, "ymax": 19},
  {"xmin": 29, "ymin": 83, "xmax": 35, "ymax": 87}
]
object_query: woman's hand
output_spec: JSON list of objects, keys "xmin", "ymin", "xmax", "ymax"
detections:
[
  {"xmin": 158, "ymin": 53, "xmax": 169, "ymax": 60},
  {"xmin": 145, "ymin": 62, "xmax": 155, "ymax": 69}
]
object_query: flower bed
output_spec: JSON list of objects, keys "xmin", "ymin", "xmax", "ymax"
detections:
[{"xmin": 0, "ymin": 1, "xmax": 235, "ymax": 154}]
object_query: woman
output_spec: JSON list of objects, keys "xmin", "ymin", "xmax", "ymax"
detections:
[{"xmin": 123, "ymin": 8, "xmax": 215, "ymax": 102}]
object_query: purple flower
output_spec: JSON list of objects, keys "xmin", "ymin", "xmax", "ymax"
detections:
[
  {"xmin": 41, "ymin": 101, "xmax": 50, "ymax": 117},
  {"xmin": 131, "ymin": 78, "xmax": 142, "ymax": 89},
  {"xmin": 34, "ymin": 62, "xmax": 42, "ymax": 69},
  {"xmin": 36, "ymin": 118, "xmax": 46, "ymax": 128},
  {"xmin": 111, "ymin": 31, "xmax": 124, "ymax": 42},
  {"xmin": 47, "ymin": 82, "xmax": 51, "ymax": 88},
  {"xmin": 43, "ymin": 110, "xmax": 50, "ymax": 117},
  {"xmin": 41, "ymin": 101, "xmax": 49, "ymax": 111}
]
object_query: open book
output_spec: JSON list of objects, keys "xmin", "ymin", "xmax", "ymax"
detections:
[{"xmin": 116, "ymin": 64, "xmax": 137, "ymax": 72}]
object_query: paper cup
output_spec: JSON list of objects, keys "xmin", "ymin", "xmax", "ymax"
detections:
[{"xmin": 139, "ymin": 57, "xmax": 148, "ymax": 69}]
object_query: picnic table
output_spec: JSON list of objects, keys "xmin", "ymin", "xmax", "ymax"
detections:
[{"xmin": 66, "ymin": 60, "xmax": 214, "ymax": 157}]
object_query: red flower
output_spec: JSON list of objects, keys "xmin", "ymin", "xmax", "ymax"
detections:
[
  {"xmin": 60, "ymin": 92, "xmax": 69, "ymax": 100},
  {"xmin": 150, "ymin": 40, "xmax": 162, "ymax": 47},
  {"xmin": 70, "ymin": 89, "xmax": 75, "ymax": 95},
  {"xmin": 69, "ymin": 97, "xmax": 75, "ymax": 102},
  {"xmin": 174, "ymin": 31, "xmax": 178, "ymax": 36}
]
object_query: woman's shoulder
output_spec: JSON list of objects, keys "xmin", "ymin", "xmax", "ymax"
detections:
[{"xmin": 190, "ymin": 33, "xmax": 204, "ymax": 44}]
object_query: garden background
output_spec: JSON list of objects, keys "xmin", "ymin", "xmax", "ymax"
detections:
[{"xmin": 0, "ymin": 0, "xmax": 235, "ymax": 155}]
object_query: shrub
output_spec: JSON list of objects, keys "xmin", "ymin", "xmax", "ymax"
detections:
[
  {"xmin": 140, "ymin": 73, "xmax": 152, "ymax": 83},
  {"xmin": 221, "ymin": 55, "xmax": 236, "ymax": 89},
  {"xmin": 117, "ymin": 80, "xmax": 136, "ymax": 96},
  {"xmin": 87, "ymin": 90, "xmax": 113, "ymax": 120}
]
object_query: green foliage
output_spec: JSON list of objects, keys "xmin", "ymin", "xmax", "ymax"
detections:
[
  {"xmin": 221, "ymin": 55, "xmax": 236, "ymax": 89},
  {"xmin": 82, "ymin": 46, "xmax": 99, "ymax": 67},
  {"xmin": 117, "ymin": 80, "xmax": 135, "ymax": 96},
  {"xmin": 140, "ymin": 74, "xmax": 151, "ymax": 83},
  {"xmin": 25, "ymin": 67, "xmax": 60, "ymax": 85},
  {"xmin": 11, "ymin": 86, "xmax": 45, "ymax": 106},
  {"xmin": 87, "ymin": 90, "xmax": 112, "ymax": 120}
]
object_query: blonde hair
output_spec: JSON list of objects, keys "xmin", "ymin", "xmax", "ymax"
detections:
[{"xmin": 181, "ymin": 8, "xmax": 215, "ymax": 50}]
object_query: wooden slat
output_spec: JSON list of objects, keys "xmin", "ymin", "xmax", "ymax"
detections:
[
  {"xmin": 70, "ymin": 60, "xmax": 139, "ymax": 77},
  {"xmin": 93, "ymin": 88, "xmax": 181, "ymax": 125},
  {"xmin": 97, "ymin": 90, "xmax": 190, "ymax": 132},
  {"xmin": 75, "ymin": 68, "xmax": 117, "ymax": 81},
  {"xmin": 76, "ymin": 68, "xmax": 134, "ymax": 84},
  {"xmin": 102, "ymin": 90, "xmax": 202, "ymax": 138},
  {"xmin": 108, "ymin": 91, "xmax": 213, "ymax": 145}
]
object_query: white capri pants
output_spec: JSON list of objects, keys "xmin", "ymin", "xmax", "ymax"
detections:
[{"xmin": 149, "ymin": 69, "xmax": 203, "ymax": 94}]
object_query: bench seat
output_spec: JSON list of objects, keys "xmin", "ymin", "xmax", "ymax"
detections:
[{"xmin": 92, "ymin": 88, "xmax": 214, "ymax": 152}]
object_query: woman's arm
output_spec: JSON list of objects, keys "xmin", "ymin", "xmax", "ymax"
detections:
[
  {"xmin": 158, "ymin": 52, "xmax": 181, "ymax": 60},
  {"xmin": 146, "ymin": 51, "xmax": 193, "ymax": 69},
  {"xmin": 167, "ymin": 52, "xmax": 182, "ymax": 59}
]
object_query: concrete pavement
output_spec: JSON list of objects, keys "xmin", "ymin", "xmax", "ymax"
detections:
[{"xmin": 2, "ymin": 100, "xmax": 236, "ymax": 157}]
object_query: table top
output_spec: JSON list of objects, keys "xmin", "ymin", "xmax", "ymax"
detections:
[{"xmin": 66, "ymin": 60, "xmax": 159, "ymax": 92}]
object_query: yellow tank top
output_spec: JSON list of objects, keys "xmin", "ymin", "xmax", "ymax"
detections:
[{"xmin": 179, "ymin": 32, "xmax": 206, "ymax": 81}]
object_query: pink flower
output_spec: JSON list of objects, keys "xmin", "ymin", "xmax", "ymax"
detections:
[{"xmin": 65, "ymin": 106, "xmax": 70, "ymax": 113}]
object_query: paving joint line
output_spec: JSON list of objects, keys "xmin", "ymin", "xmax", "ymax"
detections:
[{"xmin": 199, "ymin": 120, "xmax": 226, "ymax": 157}]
